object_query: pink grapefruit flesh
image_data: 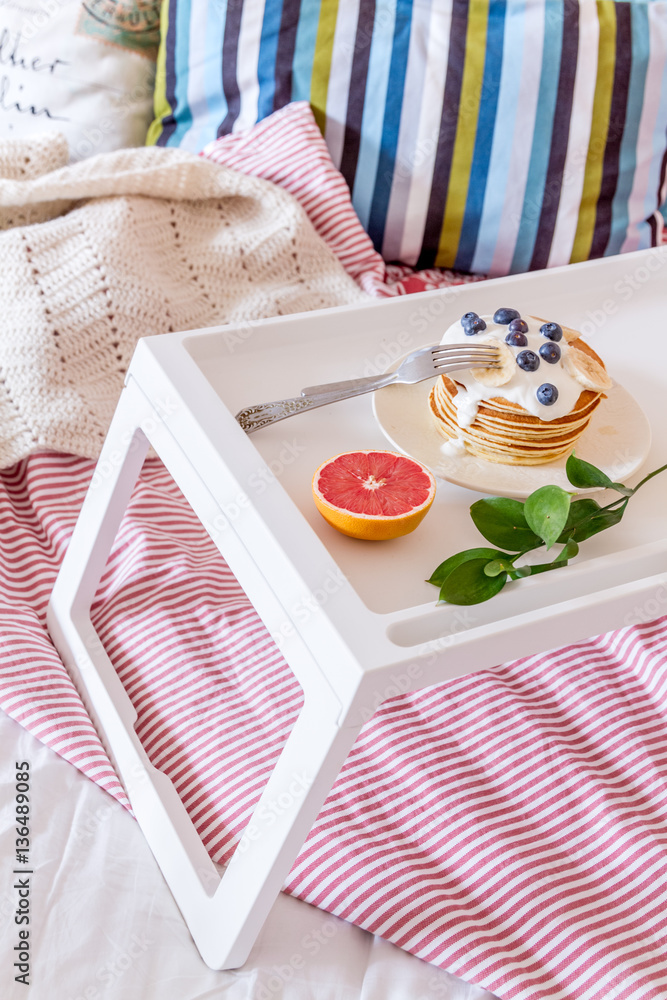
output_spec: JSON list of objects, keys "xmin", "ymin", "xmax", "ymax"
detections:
[{"xmin": 312, "ymin": 451, "xmax": 436, "ymax": 540}]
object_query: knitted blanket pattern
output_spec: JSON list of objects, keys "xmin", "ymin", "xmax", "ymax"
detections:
[{"xmin": 0, "ymin": 134, "xmax": 367, "ymax": 468}]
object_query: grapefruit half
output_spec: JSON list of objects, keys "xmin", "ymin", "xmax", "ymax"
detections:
[{"xmin": 312, "ymin": 451, "xmax": 436, "ymax": 541}]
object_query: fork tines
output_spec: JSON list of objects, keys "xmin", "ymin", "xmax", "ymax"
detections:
[
  {"xmin": 431, "ymin": 344, "xmax": 501, "ymax": 368},
  {"xmin": 430, "ymin": 344, "xmax": 500, "ymax": 355}
]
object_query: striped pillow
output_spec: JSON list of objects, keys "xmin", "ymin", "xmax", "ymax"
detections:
[{"xmin": 149, "ymin": 0, "xmax": 667, "ymax": 276}]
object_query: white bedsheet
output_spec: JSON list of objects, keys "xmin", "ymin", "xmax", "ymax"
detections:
[{"xmin": 0, "ymin": 709, "xmax": 496, "ymax": 1000}]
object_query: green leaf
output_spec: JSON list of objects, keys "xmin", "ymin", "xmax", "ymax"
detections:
[
  {"xmin": 469, "ymin": 498, "xmax": 542, "ymax": 551},
  {"xmin": 566, "ymin": 453, "xmax": 613, "ymax": 490},
  {"xmin": 484, "ymin": 559, "xmax": 516, "ymax": 577},
  {"xmin": 427, "ymin": 548, "xmax": 505, "ymax": 588},
  {"xmin": 556, "ymin": 498, "xmax": 602, "ymax": 542},
  {"xmin": 439, "ymin": 558, "xmax": 508, "ymax": 606},
  {"xmin": 559, "ymin": 538, "xmax": 580, "ymax": 561},
  {"xmin": 523, "ymin": 485, "xmax": 572, "ymax": 550},
  {"xmin": 570, "ymin": 500, "xmax": 628, "ymax": 542},
  {"xmin": 558, "ymin": 497, "xmax": 631, "ymax": 543},
  {"xmin": 565, "ymin": 453, "xmax": 632, "ymax": 496}
]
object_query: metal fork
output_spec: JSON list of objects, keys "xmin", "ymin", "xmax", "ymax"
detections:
[{"xmin": 235, "ymin": 342, "xmax": 500, "ymax": 433}]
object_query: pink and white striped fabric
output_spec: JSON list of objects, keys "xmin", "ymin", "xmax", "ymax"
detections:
[
  {"xmin": 2, "ymin": 453, "xmax": 667, "ymax": 1000},
  {"xmin": 2, "ymin": 102, "xmax": 667, "ymax": 1000}
]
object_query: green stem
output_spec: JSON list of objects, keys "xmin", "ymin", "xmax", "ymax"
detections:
[
  {"xmin": 600, "ymin": 496, "xmax": 629, "ymax": 512},
  {"xmin": 527, "ymin": 559, "xmax": 570, "ymax": 576},
  {"xmin": 631, "ymin": 462, "xmax": 667, "ymax": 494}
]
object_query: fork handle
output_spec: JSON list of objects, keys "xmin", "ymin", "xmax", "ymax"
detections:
[
  {"xmin": 300, "ymin": 371, "xmax": 398, "ymax": 396},
  {"xmin": 235, "ymin": 374, "xmax": 399, "ymax": 433}
]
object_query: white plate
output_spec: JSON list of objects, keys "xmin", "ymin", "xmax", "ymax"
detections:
[{"xmin": 372, "ymin": 368, "xmax": 652, "ymax": 499}]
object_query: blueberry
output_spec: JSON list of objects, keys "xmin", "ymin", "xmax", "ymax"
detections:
[
  {"xmin": 508, "ymin": 317, "xmax": 528, "ymax": 334},
  {"xmin": 537, "ymin": 383, "xmax": 559, "ymax": 405},
  {"xmin": 516, "ymin": 350, "xmax": 540, "ymax": 372},
  {"xmin": 505, "ymin": 331, "xmax": 528, "ymax": 347},
  {"xmin": 540, "ymin": 322, "xmax": 563, "ymax": 342},
  {"xmin": 464, "ymin": 317, "xmax": 487, "ymax": 336},
  {"xmin": 539, "ymin": 342, "xmax": 561, "ymax": 364},
  {"xmin": 493, "ymin": 307, "xmax": 520, "ymax": 325},
  {"xmin": 461, "ymin": 311, "xmax": 479, "ymax": 330}
]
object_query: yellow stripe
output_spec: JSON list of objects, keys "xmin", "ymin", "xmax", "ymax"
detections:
[
  {"xmin": 435, "ymin": 0, "xmax": 489, "ymax": 269},
  {"xmin": 310, "ymin": 0, "xmax": 339, "ymax": 135},
  {"xmin": 570, "ymin": 1, "xmax": 616, "ymax": 262},
  {"xmin": 145, "ymin": 0, "xmax": 171, "ymax": 147}
]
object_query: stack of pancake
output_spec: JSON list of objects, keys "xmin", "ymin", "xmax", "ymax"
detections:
[{"xmin": 429, "ymin": 321, "xmax": 611, "ymax": 466}]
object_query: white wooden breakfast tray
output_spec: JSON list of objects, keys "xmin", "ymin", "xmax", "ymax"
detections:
[{"xmin": 47, "ymin": 248, "xmax": 667, "ymax": 969}]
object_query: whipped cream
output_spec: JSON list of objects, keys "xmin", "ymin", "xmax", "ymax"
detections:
[
  {"xmin": 440, "ymin": 435, "xmax": 467, "ymax": 457},
  {"xmin": 439, "ymin": 313, "xmax": 584, "ymax": 425}
]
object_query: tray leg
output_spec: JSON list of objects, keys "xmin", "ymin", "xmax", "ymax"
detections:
[
  {"xmin": 47, "ymin": 379, "xmax": 363, "ymax": 970},
  {"xmin": 199, "ymin": 704, "xmax": 361, "ymax": 970}
]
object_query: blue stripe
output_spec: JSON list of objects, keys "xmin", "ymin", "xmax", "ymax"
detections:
[
  {"xmin": 351, "ymin": 2, "xmax": 398, "ymax": 230},
  {"xmin": 184, "ymin": 0, "xmax": 228, "ymax": 149},
  {"xmin": 510, "ymin": 0, "xmax": 564, "ymax": 274},
  {"xmin": 204, "ymin": 0, "xmax": 229, "ymax": 142},
  {"xmin": 470, "ymin": 0, "xmax": 527, "ymax": 274},
  {"xmin": 366, "ymin": 0, "xmax": 414, "ymax": 250},
  {"xmin": 455, "ymin": 0, "xmax": 507, "ymax": 272},
  {"xmin": 291, "ymin": 0, "xmax": 321, "ymax": 102},
  {"xmin": 257, "ymin": 0, "xmax": 285, "ymax": 120},
  {"xmin": 607, "ymin": 1, "xmax": 649, "ymax": 255},
  {"xmin": 167, "ymin": 0, "xmax": 195, "ymax": 146},
  {"xmin": 640, "ymin": 10, "xmax": 667, "ymax": 249}
]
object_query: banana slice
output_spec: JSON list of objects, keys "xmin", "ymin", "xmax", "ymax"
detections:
[
  {"xmin": 471, "ymin": 336, "xmax": 514, "ymax": 387},
  {"xmin": 563, "ymin": 344, "xmax": 613, "ymax": 392},
  {"xmin": 561, "ymin": 324, "xmax": 582, "ymax": 344}
]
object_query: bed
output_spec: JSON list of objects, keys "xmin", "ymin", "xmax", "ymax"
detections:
[{"xmin": 2, "ymin": 3, "xmax": 667, "ymax": 998}]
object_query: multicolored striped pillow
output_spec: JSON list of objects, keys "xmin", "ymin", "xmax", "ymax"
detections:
[{"xmin": 149, "ymin": 0, "xmax": 667, "ymax": 276}]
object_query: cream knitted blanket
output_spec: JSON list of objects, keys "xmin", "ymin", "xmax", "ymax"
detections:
[{"xmin": 0, "ymin": 133, "xmax": 368, "ymax": 468}]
